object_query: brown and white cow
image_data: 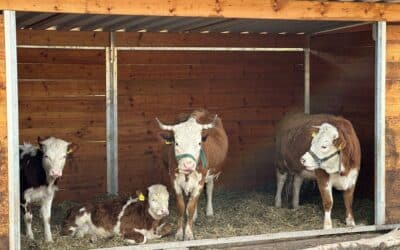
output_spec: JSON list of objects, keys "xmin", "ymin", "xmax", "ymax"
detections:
[
  {"xmin": 62, "ymin": 184, "xmax": 172, "ymax": 244},
  {"xmin": 156, "ymin": 109, "xmax": 228, "ymax": 240},
  {"xmin": 274, "ymin": 113, "xmax": 361, "ymax": 229},
  {"xmin": 20, "ymin": 136, "xmax": 78, "ymax": 242}
]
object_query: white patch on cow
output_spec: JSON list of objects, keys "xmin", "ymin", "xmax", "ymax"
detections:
[
  {"xmin": 24, "ymin": 183, "xmax": 58, "ymax": 204},
  {"xmin": 73, "ymin": 211, "xmax": 111, "ymax": 239},
  {"xmin": 329, "ymin": 168, "xmax": 359, "ymax": 191},
  {"xmin": 205, "ymin": 176, "xmax": 214, "ymax": 216},
  {"xmin": 147, "ymin": 184, "xmax": 169, "ymax": 220},
  {"xmin": 324, "ymin": 210, "xmax": 333, "ymax": 229},
  {"xmin": 174, "ymin": 171, "xmax": 203, "ymax": 197},
  {"xmin": 19, "ymin": 143, "xmax": 38, "ymax": 159},
  {"xmin": 24, "ymin": 212, "xmax": 34, "ymax": 239},
  {"xmin": 274, "ymin": 171, "xmax": 288, "ymax": 208},
  {"xmin": 184, "ymin": 225, "xmax": 194, "ymax": 240},
  {"xmin": 346, "ymin": 216, "xmax": 356, "ymax": 227},
  {"xmin": 39, "ymin": 137, "xmax": 71, "ymax": 180},
  {"xmin": 113, "ymin": 197, "xmax": 138, "ymax": 235},
  {"xmin": 79, "ymin": 207, "xmax": 86, "ymax": 213}
]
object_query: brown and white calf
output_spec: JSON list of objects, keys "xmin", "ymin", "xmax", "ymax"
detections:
[
  {"xmin": 157, "ymin": 109, "xmax": 228, "ymax": 240},
  {"xmin": 20, "ymin": 137, "xmax": 77, "ymax": 242},
  {"xmin": 62, "ymin": 184, "xmax": 172, "ymax": 244},
  {"xmin": 274, "ymin": 113, "xmax": 361, "ymax": 229}
]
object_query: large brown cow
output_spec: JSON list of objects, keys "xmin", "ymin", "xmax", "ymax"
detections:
[
  {"xmin": 156, "ymin": 109, "xmax": 228, "ymax": 240},
  {"xmin": 274, "ymin": 113, "xmax": 361, "ymax": 229}
]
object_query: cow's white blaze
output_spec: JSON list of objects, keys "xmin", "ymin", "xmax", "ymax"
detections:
[
  {"xmin": 157, "ymin": 116, "xmax": 216, "ymax": 174},
  {"xmin": 39, "ymin": 137, "xmax": 71, "ymax": 180},
  {"xmin": 300, "ymin": 123, "xmax": 341, "ymax": 174},
  {"xmin": 148, "ymin": 184, "xmax": 170, "ymax": 219}
]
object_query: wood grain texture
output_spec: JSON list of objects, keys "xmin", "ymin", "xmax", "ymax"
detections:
[
  {"xmin": 310, "ymin": 27, "xmax": 375, "ymax": 198},
  {"xmin": 386, "ymin": 23, "xmax": 400, "ymax": 223},
  {"xmin": 0, "ymin": 13, "xmax": 9, "ymax": 250},
  {"xmin": 17, "ymin": 30, "xmax": 109, "ymax": 46},
  {"xmin": 1, "ymin": 0, "xmax": 400, "ymax": 21},
  {"xmin": 18, "ymin": 47, "xmax": 107, "ymax": 201},
  {"xmin": 118, "ymin": 48, "xmax": 304, "ymax": 193}
]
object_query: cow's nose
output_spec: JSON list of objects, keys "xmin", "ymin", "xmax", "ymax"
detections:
[
  {"xmin": 50, "ymin": 169, "xmax": 62, "ymax": 177},
  {"xmin": 161, "ymin": 209, "xmax": 169, "ymax": 216},
  {"xmin": 183, "ymin": 161, "xmax": 196, "ymax": 170}
]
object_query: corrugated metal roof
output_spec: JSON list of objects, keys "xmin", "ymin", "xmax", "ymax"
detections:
[{"xmin": 16, "ymin": 12, "xmax": 361, "ymax": 34}]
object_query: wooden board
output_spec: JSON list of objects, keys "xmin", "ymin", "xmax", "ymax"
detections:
[
  {"xmin": 386, "ymin": 23, "xmax": 400, "ymax": 223},
  {"xmin": 17, "ymin": 30, "xmax": 109, "ymax": 46},
  {"xmin": 1, "ymin": 0, "xmax": 400, "ymax": 21},
  {"xmin": 117, "ymin": 49, "xmax": 304, "ymax": 193},
  {"xmin": 0, "ymin": 13, "xmax": 9, "ymax": 250},
  {"xmin": 18, "ymin": 48, "xmax": 107, "ymax": 201},
  {"xmin": 310, "ymin": 28, "xmax": 375, "ymax": 199}
]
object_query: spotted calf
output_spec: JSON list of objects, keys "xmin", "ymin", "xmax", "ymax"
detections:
[{"xmin": 62, "ymin": 184, "xmax": 172, "ymax": 244}]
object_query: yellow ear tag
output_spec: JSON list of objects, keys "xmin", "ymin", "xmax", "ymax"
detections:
[
  {"xmin": 338, "ymin": 143, "xmax": 344, "ymax": 151},
  {"xmin": 165, "ymin": 140, "xmax": 173, "ymax": 145},
  {"xmin": 311, "ymin": 132, "xmax": 317, "ymax": 138},
  {"xmin": 138, "ymin": 193, "xmax": 145, "ymax": 201}
]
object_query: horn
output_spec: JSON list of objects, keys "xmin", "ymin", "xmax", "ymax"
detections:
[
  {"xmin": 155, "ymin": 118, "xmax": 174, "ymax": 131},
  {"xmin": 312, "ymin": 125, "xmax": 321, "ymax": 129},
  {"xmin": 201, "ymin": 114, "xmax": 218, "ymax": 130}
]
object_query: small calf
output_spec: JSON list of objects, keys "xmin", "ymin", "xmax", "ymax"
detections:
[
  {"xmin": 20, "ymin": 136, "xmax": 77, "ymax": 242},
  {"xmin": 63, "ymin": 184, "xmax": 172, "ymax": 244}
]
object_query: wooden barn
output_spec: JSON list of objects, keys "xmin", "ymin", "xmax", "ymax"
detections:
[{"xmin": 0, "ymin": 0, "xmax": 400, "ymax": 249}]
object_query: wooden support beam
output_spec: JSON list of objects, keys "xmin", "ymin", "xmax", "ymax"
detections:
[
  {"xmin": 1, "ymin": 0, "xmax": 400, "ymax": 21},
  {"xmin": 0, "ymin": 12, "xmax": 10, "ymax": 250}
]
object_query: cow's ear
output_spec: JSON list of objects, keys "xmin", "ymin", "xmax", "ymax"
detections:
[
  {"xmin": 334, "ymin": 137, "xmax": 346, "ymax": 151},
  {"xmin": 136, "ymin": 189, "xmax": 148, "ymax": 201},
  {"xmin": 202, "ymin": 134, "xmax": 209, "ymax": 142},
  {"xmin": 310, "ymin": 127, "xmax": 319, "ymax": 138},
  {"xmin": 158, "ymin": 132, "xmax": 174, "ymax": 145},
  {"xmin": 37, "ymin": 136, "xmax": 49, "ymax": 147},
  {"xmin": 67, "ymin": 143, "xmax": 79, "ymax": 155}
]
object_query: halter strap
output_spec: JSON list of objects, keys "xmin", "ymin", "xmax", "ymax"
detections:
[
  {"xmin": 308, "ymin": 150, "xmax": 341, "ymax": 172},
  {"xmin": 176, "ymin": 148, "xmax": 207, "ymax": 168}
]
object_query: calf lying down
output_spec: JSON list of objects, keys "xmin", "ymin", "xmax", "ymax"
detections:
[{"xmin": 63, "ymin": 184, "xmax": 172, "ymax": 244}]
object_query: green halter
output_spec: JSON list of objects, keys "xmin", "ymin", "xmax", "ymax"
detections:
[{"xmin": 176, "ymin": 148, "xmax": 207, "ymax": 168}]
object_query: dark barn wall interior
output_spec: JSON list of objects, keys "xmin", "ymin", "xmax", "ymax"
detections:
[
  {"xmin": 117, "ymin": 49, "xmax": 305, "ymax": 193},
  {"xmin": 310, "ymin": 26, "xmax": 375, "ymax": 198},
  {"xmin": 17, "ymin": 45, "xmax": 107, "ymax": 200}
]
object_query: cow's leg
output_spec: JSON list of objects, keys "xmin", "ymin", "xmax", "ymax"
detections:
[
  {"xmin": 125, "ymin": 231, "xmax": 146, "ymax": 244},
  {"xmin": 315, "ymin": 170, "xmax": 333, "ymax": 229},
  {"xmin": 175, "ymin": 194, "xmax": 185, "ymax": 241},
  {"xmin": 185, "ymin": 194, "xmax": 201, "ymax": 241},
  {"xmin": 41, "ymin": 194, "xmax": 54, "ymax": 242},
  {"xmin": 343, "ymin": 186, "xmax": 356, "ymax": 227},
  {"xmin": 206, "ymin": 179, "xmax": 214, "ymax": 216},
  {"xmin": 275, "ymin": 170, "xmax": 287, "ymax": 208},
  {"xmin": 193, "ymin": 206, "xmax": 198, "ymax": 223},
  {"xmin": 23, "ymin": 202, "xmax": 34, "ymax": 240},
  {"xmin": 292, "ymin": 174, "xmax": 303, "ymax": 208}
]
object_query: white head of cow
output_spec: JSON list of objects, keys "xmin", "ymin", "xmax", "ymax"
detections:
[
  {"xmin": 147, "ymin": 184, "xmax": 170, "ymax": 220},
  {"xmin": 156, "ymin": 115, "xmax": 216, "ymax": 174},
  {"xmin": 300, "ymin": 123, "xmax": 342, "ymax": 174},
  {"xmin": 38, "ymin": 137, "xmax": 78, "ymax": 180}
]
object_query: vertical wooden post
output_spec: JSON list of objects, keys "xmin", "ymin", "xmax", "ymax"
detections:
[
  {"xmin": 0, "ymin": 10, "xmax": 20, "ymax": 249},
  {"xmin": 385, "ymin": 23, "xmax": 400, "ymax": 223},
  {"xmin": 0, "ymin": 11, "xmax": 10, "ymax": 249}
]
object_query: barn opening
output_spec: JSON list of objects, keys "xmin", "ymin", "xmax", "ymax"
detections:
[{"xmin": 14, "ymin": 12, "xmax": 377, "ymax": 249}]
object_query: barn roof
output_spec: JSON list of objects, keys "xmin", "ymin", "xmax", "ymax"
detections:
[{"xmin": 16, "ymin": 12, "xmax": 363, "ymax": 35}]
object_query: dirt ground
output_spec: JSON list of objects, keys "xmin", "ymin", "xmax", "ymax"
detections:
[{"xmin": 21, "ymin": 188, "xmax": 374, "ymax": 250}]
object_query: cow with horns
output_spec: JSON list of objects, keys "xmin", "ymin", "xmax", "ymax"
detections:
[
  {"xmin": 275, "ymin": 113, "xmax": 361, "ymax": 229},
  {"xmin": 20, "ymin": 137, "xmax": 78, "ymax": 242},
  {"xmin": 156, "ymin": 109, "xmax": 228, "ymax": 240}
]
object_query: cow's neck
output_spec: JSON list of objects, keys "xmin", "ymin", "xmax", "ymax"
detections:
[{"xmin": 322, "ymin": 154, "xmax": 345, "ymax": 175}]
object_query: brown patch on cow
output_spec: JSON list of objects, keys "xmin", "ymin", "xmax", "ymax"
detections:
[{"xmin": 315, "ymin": 169, "xmax": 332, "ymax": 212}]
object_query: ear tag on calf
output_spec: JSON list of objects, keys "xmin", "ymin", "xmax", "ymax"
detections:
[
  {"xmin": 338, "ymin": 143, "xmax": 344, "ymax": 151},
  {"xmin": 311, "ymin": 132, "xmax": 317, "ymax": 138},
  {"xmin": 138, "ymin": 193, "xmax": 145, "ymax": 201},
  {"xmin": 165, "ymin": 140, "xmax": 173, "ymax": 145}
]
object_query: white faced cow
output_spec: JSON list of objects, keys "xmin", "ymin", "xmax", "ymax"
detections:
[
  {"xmin": 63, "ymin": 184, "xmax": 172, "ymax": 244},
  {"xmin": 20, "ymin": 136, "xmax": 77, "ymax": 242},
  {"xmin": 157, "ymin": 110, "xmax": 228, "ymax": 240},
  {"xmin": 275, "ymin": 113, "xmax": 361, "ymax": 229}
]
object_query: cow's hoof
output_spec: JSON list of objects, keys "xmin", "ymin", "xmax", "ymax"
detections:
[
  {"xmin": 346, "ymin": 217, "xmax": 356, "ymax": 227},
  {"xmin": 90, "ymin": 235, "xmax": 98, "ymax": 243},
  {"xmin": 323, "ymin": 223, "xmax": 333, "ymax": 230},
  {"xmin": 175, "ymin": 229, "xmax": 184, "ymax": 241},
  {"xmin": 206, "ymin": 208, "xmax": 214, "ymax": 217},
  {"xmin": 184, "ymin": 231, "xmax": 194, "ymax": 241}
]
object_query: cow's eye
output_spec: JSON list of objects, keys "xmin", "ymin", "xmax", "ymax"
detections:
[
  {"xmin": 44, "ymin": 155, "xmax": 49, "ymax": 158},
  {"xmin": 175, "ymin": 142, "xmax": 179, "ymax": 146},
  {"xmin": 63, "ymin": 155, "xmax": 67, "ymax": 159},
  {"xmin": 198, "ymin": 142, "xmax": 202, "ymax": 146}
]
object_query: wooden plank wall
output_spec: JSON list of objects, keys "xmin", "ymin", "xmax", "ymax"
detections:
[
  {"xmin": 310, "ymin": 26, "xmax": 375, "ymax": 198},
  {"xmin": 385, "ymin": 23, "xmax": 400, "ymax": 223},
  {"xmin": 117, "ymin": 34, "xmax": 305, "ymax": 193},
  {"xmin": 0, "ymin": 12, "xmax": 10, "ymax": 250},
  {"xmin": 17, "ymin": 36, "xmax": 107, "ymax": 200}
]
